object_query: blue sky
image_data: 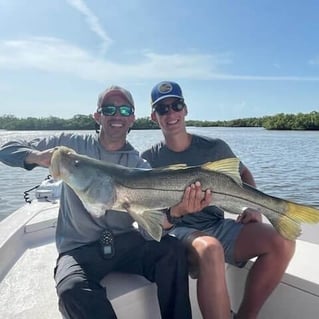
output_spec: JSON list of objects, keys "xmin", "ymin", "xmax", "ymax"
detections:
[{"xmin": 0, "ymin": 0, "xmax": 318, "ymax": 121}]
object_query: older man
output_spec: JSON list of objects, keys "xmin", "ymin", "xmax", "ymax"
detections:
[{"xmin": 0, "ymin": 85, "xmax": 192, "ymax": 319}]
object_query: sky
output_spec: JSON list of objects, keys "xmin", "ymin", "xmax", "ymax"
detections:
[{"xmin": 0, "ymin": 0, "xmax": 318, "ymax": 121}]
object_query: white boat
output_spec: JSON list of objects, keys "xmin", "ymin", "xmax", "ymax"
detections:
[{"xmin": 1, "ymin": 180, "xmax": 319, "ymax": 319}]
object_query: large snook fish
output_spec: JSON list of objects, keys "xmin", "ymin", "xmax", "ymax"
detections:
[{"xmin": 50, "ymin": 146, "xmax": 319, "ymax": 242}]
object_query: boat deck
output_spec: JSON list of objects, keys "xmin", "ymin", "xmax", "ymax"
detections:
[
  {"xmin": 0, "ymin": 202, "xmax": 201, "ymax": 318},
  {"xmin": 1, "ymin": 201, "xmax": 319, "ymax": 318}
]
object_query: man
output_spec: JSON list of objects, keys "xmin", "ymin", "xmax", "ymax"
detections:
[
  {"xmin": 142, "ymin": 81, "xmax": 296, "ymax": 319},
  {"xmin": 0, "ymin": 85, "xmax": 192, "ymax": 319}
]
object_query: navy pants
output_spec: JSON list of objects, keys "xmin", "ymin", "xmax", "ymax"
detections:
[{"xmin": 54, "ymin": 231, "xmax": 192, "ymax": 319}]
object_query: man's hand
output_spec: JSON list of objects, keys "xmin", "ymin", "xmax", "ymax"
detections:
[
  {"xmin": 170, "ymin": 181, "xmax": 212, "ymax": 218},
  {"xmin": 25, "ymin": 148, "xmax": 56, "ymax": 168},
  {"xmin": 236, "ymin": 207, "xmax": 262, "ymax": 224}
]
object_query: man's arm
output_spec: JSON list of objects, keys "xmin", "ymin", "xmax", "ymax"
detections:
[
  {"xmin": 237, "ymin": 164, "xmax": 262, "ymax": 223},
  {"xmin": 0, "ymin": 140, "xmax": 36, "ymax": 169},
  {"xmin": 24, "ymin": 148, "xmax": 56, "ymax": 168},
  {"xmin": 0, "ymin": 135, "xmax": 62, "ymax": 170},
  {"xmin": 240, "ymin": 165, "xmax": 256, "ymax": 187}
]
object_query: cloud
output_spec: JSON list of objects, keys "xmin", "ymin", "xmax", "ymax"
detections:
[
  {"xmin": 1, "ymin": 36, "xmax": 319, "ymax": 82},
  {"xmin": 0, "ymin": 37, "xmax": 228, "ymax": 81},
  {"xmin": 66, "ymin": 0, "xmax": 112, "ymax": 54}
]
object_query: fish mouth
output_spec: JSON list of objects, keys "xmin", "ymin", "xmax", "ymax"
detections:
[
  {"xmin": 49, "ymin": 148, "xmax": 60, "ymax": 179},
  {"xmin": 50, "ymin": 146, "xmax": 76, "ymax": 180}
]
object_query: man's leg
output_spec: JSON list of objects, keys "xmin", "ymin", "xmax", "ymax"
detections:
[
  {"xmin": 55, "ymin": 247, "xmax": 117, "ymax": 319},
  {"xmin": 234, "ymin": 223, "xmax": 295, "ymax": 319},
  {"xmin": 126, "ymin": 235, "xmax": 192, "ymax": 319},
  {"xmin": 188, "ymin": 232, "xmax": 231, "ymax": 319},
  {"xmin": 171, "ymin": 225, "xmax": 234, "ymax": 319}
]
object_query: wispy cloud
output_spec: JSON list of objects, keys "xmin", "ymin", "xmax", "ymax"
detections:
[
  {"xmin": 65, "ymin": 0, "xmax": 112, "ymax": 54},
  {"xmin": 1, "ymin": 37, "xmax": 319, "ymax": 82}
]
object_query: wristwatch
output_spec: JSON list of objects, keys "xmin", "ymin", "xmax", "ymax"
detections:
[{"xmin": 165, "ymin": 208, "xmax": 181, "ymax": 224}]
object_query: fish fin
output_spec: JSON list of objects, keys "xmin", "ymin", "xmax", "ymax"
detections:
[
  {"xmin": 124, "ymin": 205, "xmax": 163, "ymax": 241},
  {"xmin": 141, "ymin": 210, "xmax": 164, "ymax": 241},
  {"xmin": 201, "ymin": 158, "xmax": 242, "ymax": 185},
  {"xmin": 267, "ymin": 215, "xmax": 302, "ymax": 240},
  {"xmin": 267, "ymin": 202, "xmax": 319, "ymax": 240}
]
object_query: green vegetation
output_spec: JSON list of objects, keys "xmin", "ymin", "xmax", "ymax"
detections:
[
  {"xmin": 262, "ymin": 111, "xmax": 319, "ymax": 130},
  {"xmin": 0, "ymin": 111, "xmax": 318, "ymax": 131},
  {"xmin": 0, "ymin": 114, "xmax": 95, "ymax": 131}
]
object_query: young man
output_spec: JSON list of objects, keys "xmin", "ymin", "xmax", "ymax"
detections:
[
  {"xmin": 0, "ymin": 85, "xmax": 192, "ymax": 319},
  {"xmin": 142, "ymin": 81, "xmax": 296, "ymax": 319}
]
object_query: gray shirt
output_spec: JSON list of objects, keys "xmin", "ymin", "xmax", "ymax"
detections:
[
  {"xmin": 142, "ymin": 134, "xmax": 241, "ymax": 230},
  {"xmin": 0, "ymin": 132, "xmax": 150, "ymax": 253}
]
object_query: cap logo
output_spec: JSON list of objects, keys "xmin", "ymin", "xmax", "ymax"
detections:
[{"xmin": 158, "ymin": 82, "xmax": 173, "ymax": 94}]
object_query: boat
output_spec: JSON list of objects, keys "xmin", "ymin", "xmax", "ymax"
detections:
[{"xmin": 0, "ymin": 179, "xmax": 319, "ymax": 318}]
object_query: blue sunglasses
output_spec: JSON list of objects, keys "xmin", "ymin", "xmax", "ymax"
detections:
[{"xmin": 98, "ymin": 105, "xmax": 134, "ymax": 117}]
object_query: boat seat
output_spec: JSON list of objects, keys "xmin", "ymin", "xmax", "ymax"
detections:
[
  {"xmin": 100, "ymin": 271, "xmax": 201, "ymax": 318},
  {"xmin": 100, "ymin": 272, "xmax": 161, "ymax": 318},
  {"xmin": 100, "ymin": 272, "xmax": 155, "ymax": 300},
  {"xmin": 226, "ymin": 240, "xmax": 319, "ymax": 318}
]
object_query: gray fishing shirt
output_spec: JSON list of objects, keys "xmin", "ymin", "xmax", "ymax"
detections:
[
  {"xmin": 0, "ymin": 132, "xmax": 150, "ymax": 253},
  {"xmin": 142, "ymin": 134, "xmax": 243, "ymax": 230}
]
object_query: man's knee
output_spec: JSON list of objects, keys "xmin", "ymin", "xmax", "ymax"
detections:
[
  {"xmin": 186, "ymin": 233, "xmax": 224, "ymax": 278},
  {"xmin": 56, "ymin": 274, "xmax": 86, "ymax": 301},
  {"xmin": 56, "ymin": 275, "xmax": 86, "ymax": 318},
  {"xmin": 272, "ymin": 232, "xmax": 296, "ymax": 261},
  {"xmin": 56, "ymin": 274, "xmax": 115, "ymax": 319},
  {"xmin": 191, "ymin": 234, "xmax": 224, "ymax": 260}
]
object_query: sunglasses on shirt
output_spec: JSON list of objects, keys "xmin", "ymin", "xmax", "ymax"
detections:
[
  {"xmin": 98, "ymin": 105, "xmax": 134, "ymax": 117},
  {"xmin": 153, "ymin": 100, "xmax": 185, "ymax": 116}
]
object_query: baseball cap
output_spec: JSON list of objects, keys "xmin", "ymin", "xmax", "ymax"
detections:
[
  {"xmin": 151, "ymin": 81, "xmax": 183, "ymax": 106},
  {"xmin": 97, "ymin": 85, "xmax": 135, "ymax": 109}
]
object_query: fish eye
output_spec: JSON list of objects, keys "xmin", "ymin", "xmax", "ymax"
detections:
[{"xmin": 74, "ymin": 160, "xmax": 80, "ymax": 167}]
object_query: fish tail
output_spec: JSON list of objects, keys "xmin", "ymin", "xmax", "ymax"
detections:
[
  {"xmin": 285, "ymin": 202, "xmax": 319, "ymax": 223},
  {"xmin": 270, "ymin": 202, "xmax": 319, "ymax": 240},
  {"xmin": 271, "ymin": 216, "xmax": 302, "ymax": 241}
]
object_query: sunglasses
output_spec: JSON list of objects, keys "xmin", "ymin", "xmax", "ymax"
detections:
[
  {"xmin": 98, "ymin": 105, "xmax": 134, "ymax": 117},
  {"xmin": 153, "ymin": 100, "xmax": 185, "ymax": 116}
]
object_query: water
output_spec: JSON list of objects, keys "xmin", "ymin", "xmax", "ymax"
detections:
[{"xmin": 0, "ymin": 127, "xmax": 318, "ymax": 242}]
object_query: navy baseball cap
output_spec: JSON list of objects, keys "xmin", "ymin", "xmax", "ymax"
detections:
[{"xmin": 151, "ymin": 81, "xmax": 184, "ymax": 106}]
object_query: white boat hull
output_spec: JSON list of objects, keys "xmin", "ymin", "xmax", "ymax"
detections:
[{"xmin": 1, "ymin": 200, "xmax": 319, "ymax": 318}]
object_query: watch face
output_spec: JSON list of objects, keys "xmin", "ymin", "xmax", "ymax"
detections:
[{"xmin": 103, "ymin": 246, "xmax": 112, "ymax": 254}]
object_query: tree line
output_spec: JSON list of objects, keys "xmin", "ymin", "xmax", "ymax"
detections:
[{"xmin": 0, "ymin": 111, "xmax": 318, "ymax": 131}]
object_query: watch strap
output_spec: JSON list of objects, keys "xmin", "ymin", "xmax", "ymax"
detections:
[{"xmin": 165, "ymin": 208, "xmax": 181, "ymax": 224}]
